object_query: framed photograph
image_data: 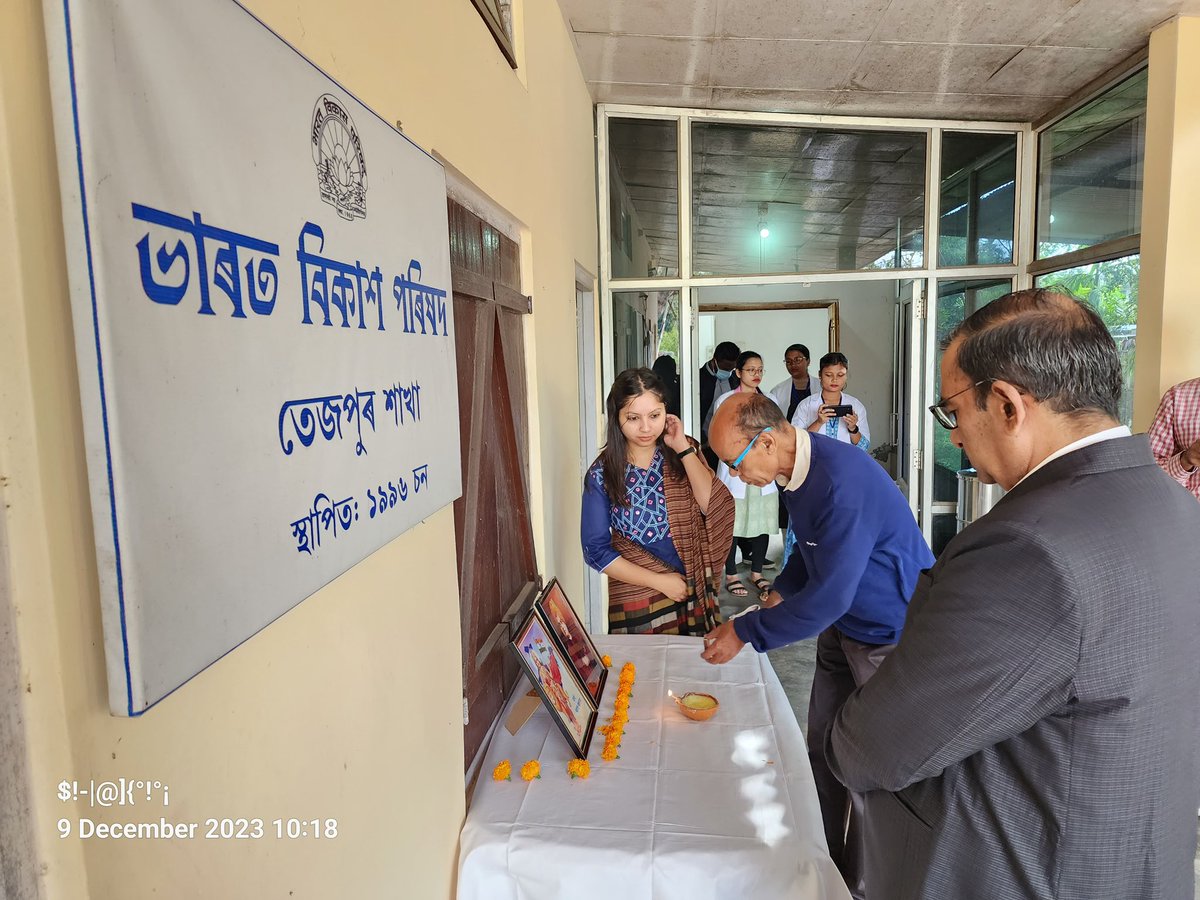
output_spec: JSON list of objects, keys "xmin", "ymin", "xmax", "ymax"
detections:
[
  {"xmin": 510, "ymin": 608, "xmax": 598, "ymax": 759},
  {"xmin": 535, "ymin": 578, "xmax": 607, "ymax": 704}
]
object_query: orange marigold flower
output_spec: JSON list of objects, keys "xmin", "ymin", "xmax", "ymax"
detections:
[
  {"xmin": 492, "ymin": 760, "xmax": 512, "ymax": 782},
  {"xmin": 601, "ymin": 744, "xmax": 619, "ymax": 761},
  {"xmin": 520, "ymin": 759, "xmax": 541, "ymax": 781},
  {"xmin": 601, "ymin": 655, "xmax": 613, "ymax": 667},
  {"xmin": 567, "ymin": 758, "xmax": 591, "ymax": 779}
]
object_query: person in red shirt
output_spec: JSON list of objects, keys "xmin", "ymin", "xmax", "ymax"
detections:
[{"xmin": 1148, "ymin": 376, "xmax": 1200, "ymax": 501}]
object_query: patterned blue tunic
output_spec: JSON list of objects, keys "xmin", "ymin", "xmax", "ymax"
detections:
[{"xmin": 580, "ymin": 448, "xmax": 684, "ymax": 574}]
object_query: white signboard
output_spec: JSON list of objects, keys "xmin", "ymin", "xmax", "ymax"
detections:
[{"xmin": 43, "ymin": 0, "xmax": 461, "ymax": 715}]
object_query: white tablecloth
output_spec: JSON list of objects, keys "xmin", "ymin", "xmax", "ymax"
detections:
[{"xmin": 457, "ymin": 634, "xmax": 852, "ymax": 900}]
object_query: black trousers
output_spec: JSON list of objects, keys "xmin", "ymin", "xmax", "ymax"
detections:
[
  {"xmin": 808, "ymin": 626, "xmax": 895, "ymax": 900},
  {"xmin": 724, "ymin": 534, "xmax": 768, "ymax": 576}
]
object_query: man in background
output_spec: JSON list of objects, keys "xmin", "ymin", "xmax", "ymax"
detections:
[
  {"xmin": 768, "ymin": 343, "xmax": 813, "ymax": 422},
  {"xmin": 1148, "ymin": 375, "xmax": 1200, "ymax": 501},
  {"xmin": 702, "ymin": 391, "xmax": 932, "ymax": 900},
  {"xmin": 697, "ymin": 340, "xmax": 740, "ymax": 468},
  {"xmin": 829, "ymin": 289, "xmax": 1200, "ymax": 900}
]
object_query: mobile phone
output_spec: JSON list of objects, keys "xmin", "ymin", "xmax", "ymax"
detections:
[{"xmin": 828, "ymin": 404, "xmax": 854, "ymax": 417}]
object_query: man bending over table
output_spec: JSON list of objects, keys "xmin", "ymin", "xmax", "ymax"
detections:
[{"xmin": 702, "ymin": 391, "xmax": 932, "ymax": 900}]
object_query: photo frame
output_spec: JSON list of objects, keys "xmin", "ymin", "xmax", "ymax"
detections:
[
  {"xmin": 535, "ymin": 578, "xmax": 608, "ymax": 705},
  {"xmin": 510, "ymin": 608, "xmax": 598, "ymax": 759}
]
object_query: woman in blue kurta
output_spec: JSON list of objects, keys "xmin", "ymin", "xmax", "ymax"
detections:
[{"xmin": 581, "ymin": 368, "xmax": 735, "ymax": 634}]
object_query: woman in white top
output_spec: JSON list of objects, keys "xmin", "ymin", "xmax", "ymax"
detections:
[
  {"xmin": 791, "ymin": 351, "xmax": 870, "ymax": 452},
  {"xmin": 710, "ymin": 351, "xmax": 782, "ymax": 599}
]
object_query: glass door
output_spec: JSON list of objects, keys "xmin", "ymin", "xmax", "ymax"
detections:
[
  {"xmin": 896, "ymin": 281, "xmax": 924, "ymax": 523},
  {"xmin": 929, "ymin": 277, "xmax": 1013, "ymax": 553}
]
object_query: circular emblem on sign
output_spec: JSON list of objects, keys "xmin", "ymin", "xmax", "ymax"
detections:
[{"xmin": 310, "ymin": 94, "xmax": 367, "ymax": 221}]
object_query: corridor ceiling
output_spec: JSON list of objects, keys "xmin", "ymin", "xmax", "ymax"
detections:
[
  {"xmin": 564, "ymin": 0, "xmax": 1171, "ymax": 275},
  {"xmin": 557, "ymin": 0, "xmax": 1197, "ymax": 120}
]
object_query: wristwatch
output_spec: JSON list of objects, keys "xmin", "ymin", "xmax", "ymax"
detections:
[
  {"xmin": 847, "ymin": 426, "xmax": 860, "ymax": 434},
  {"xmin": 677, "ymin": 446, "xmax": 698, "ymax": 459}
]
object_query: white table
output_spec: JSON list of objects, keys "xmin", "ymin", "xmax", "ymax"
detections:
[{"xmin": 457, "ymin": 634, "xmax": 852, "ymax": 900}]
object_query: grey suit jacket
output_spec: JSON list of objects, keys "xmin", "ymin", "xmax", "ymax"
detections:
[{"xmin": 828, "ymin": 434, "xmax": 1200, "ymax": 900}]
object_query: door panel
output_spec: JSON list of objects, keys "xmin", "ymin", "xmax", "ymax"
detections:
[{"xmin": 449, "ymin": 200, "xmax": 538, "ymax": 768}]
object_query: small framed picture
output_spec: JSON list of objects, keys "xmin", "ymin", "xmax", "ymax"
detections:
[
  {"xmin": 510, "ymin": 608, "xmax": 598, "ymax": 759},
  {"xmin": 535, "ymin": 578, "xmax": 607, "ymax": 704}
]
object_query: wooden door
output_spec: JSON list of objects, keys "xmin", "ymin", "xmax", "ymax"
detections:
[{"xmin": 449, "ymin": 200, "xmax": 539, "ymax": 768}]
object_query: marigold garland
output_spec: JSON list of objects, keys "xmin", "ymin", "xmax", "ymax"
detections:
[
  {"xmin": 567, "ymin": 758, "xmax": 591, "ymax": 779},
  {"xmin": 601, "ymin": 654, "xmax": 613, "ymax": 667},
  {"xmin": 492, "ymin": 760, "xmax": 512, "ymax": 782},
  {"xmin": 520, "ymin": 759, "xmax": 541, "ymax": 781},
  {"xmin": 599, "ymin": 660, "xmax": 636, "ymax": 762}
]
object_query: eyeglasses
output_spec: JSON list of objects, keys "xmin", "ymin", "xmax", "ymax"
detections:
[
  {"xmin": 740, "ymin": 367, "xmax": 764, "ymax": 376},
  {"xmin": 725, "ymin": 427, "xmax": 772, "ymax": 470},
  {"xmin": 929, "ymin": 379, "xmax": 993, "ymax": 429}
]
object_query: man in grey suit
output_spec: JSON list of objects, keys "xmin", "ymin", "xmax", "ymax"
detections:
[{"xmin": 828, "ymin": 289, "xmax": 1200, "ymax": 900}]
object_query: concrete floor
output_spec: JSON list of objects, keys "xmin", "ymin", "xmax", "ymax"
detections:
[{"xmin": 719, "ymin": 537, "xmax": 1200, "ymax": 897}]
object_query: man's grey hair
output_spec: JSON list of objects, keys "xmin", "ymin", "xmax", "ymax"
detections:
[
  {"xmin": 946, "ymin": 288, "xmax": 1122, "ymax": 420},
  {"xmin": 730, "ymin": 392, "xmax": 787, "ymax": 438}
]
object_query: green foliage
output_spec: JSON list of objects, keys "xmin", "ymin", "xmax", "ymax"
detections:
[{"xmin": 1037, "ymin": 256, "xmax": 1140, "ymax": 331}]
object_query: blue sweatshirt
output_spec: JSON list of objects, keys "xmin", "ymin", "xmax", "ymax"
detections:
[{"xmin": 733, "ymin": 433, "xmax": 934, "ymax": 651}]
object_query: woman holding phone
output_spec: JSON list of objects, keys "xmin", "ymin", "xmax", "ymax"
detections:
[{"xmin": 792, "ymin": 351, "xmax": 870, "ymax": 451}]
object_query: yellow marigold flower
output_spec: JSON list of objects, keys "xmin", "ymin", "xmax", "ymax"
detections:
[
  {"xmin": 492, "ymin": 760, "xmax": 512, "ymax": 782},
  {"xmin": 520, "ymin": 760, "xmax": 541, "ymax": 781},
  {"xmin": 601, "ymin": 744, "xmax": 619, "ymax": 761},
  {"xmin": 601, "ymin": 655, "xmax": 613, "ymax": 667},
  {"xmin": 567, "ymin": 759, "xmax": 591, "ymax": 779}
]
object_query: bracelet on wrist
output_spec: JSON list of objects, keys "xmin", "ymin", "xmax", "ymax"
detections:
[
  {"xmin": 677, "ymin": 446, "xmax": 697, "ymax": 460},
  {"xmin": 847, "ymin": 426, "xmax": 859, "ymax": 434}
]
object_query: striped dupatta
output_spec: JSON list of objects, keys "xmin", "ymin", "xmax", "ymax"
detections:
[{"xmin": 607, "ymin": 446, "xmax": 735, "ymax": 635}]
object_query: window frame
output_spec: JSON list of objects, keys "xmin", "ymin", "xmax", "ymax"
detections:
[
  {"xmin": 469, "ymin": 0, "xmax": 517, "ymax": 69},
  {"xmin": 1028, "ymin": 56, "xmax": 1148, "ymax": 279}
]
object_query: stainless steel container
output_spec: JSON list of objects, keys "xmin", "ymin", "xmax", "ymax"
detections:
[{"xmin": 956, "ymin": 468, "xmax": 1005, "ymax": 532}]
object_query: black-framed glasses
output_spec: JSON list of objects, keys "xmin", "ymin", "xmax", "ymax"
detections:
[
  {"xmin": 725, "ymin": 427, "xmax": 772, "ymax": 470},
  {"xmin": 929, "ymin": 379, "xmax": 993, "ymax": 429}
]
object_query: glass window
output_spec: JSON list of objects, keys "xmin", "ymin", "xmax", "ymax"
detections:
[
  {"xmin": 939, "ymin": 132, "xmax": 1017, "ymax": 267},
  {"xmin": 1037, "ymin": 69, "xmax": 1147, "ymax": 259},
  {"xmin": 1036, "ymin": 255, "xmax": 1139, "ymax": 427},
  {"xmin": 611, "ymin": 290, "xmax": 680, "ymax": 379},
  {"xmin": 933, "ymin": 278, "xmax": 1013, "ymax": 506},
  {"xmin": 690, "ymin": 122, "xmax": 926, "ymax": 276},
  {"xmin": 609, "ymin": 119, "xmax": 679, "ymax": 279}
]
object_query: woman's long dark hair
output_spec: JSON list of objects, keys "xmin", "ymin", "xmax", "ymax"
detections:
[{"xmin": 596, "ymin": 367, "xmax": 684, "ymax": 507}]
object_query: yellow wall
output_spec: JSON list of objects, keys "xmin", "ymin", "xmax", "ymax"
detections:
[
  {"xmin": 1136, "ymin": 16, "xmax": 1200, "ymax": 428},
  {"xmin": 0, "ymin": 0, "xmax": 596, "ymax": 898}
]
